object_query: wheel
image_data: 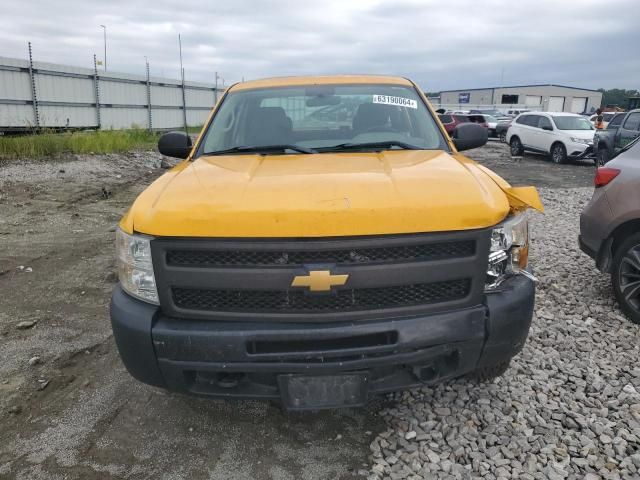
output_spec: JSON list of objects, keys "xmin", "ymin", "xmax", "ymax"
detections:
[
  {"xmin": 597, "ymin": 147, "xmax": 609, "ymax": 166},
  {"xmin": 499, "ymin": 132, "xmax": 507, "ymax": 144},
  {"xmin": 611, "ymin": 232, "xmax": 640, "ymax": 324},
  {"xmin": 510, "ymin": 136, "xmax": 524, "ymax": 156},
  {"xmin": 468, "ymin": 361, "xmax": 511, "ymax": 382},
  {"xmin": 550, "ymin": 142, "xmax": 567, "ymax": 164}
]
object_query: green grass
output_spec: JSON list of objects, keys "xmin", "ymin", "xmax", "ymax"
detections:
[
  {"xmin": 0, "ymin": 128, "xmax": 162, "ymax": 160},
  {"xmin": 187, "ymin": 125, "xmax": 204, "ymax": 134}
]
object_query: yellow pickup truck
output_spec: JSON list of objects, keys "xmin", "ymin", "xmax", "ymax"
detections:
[{"xmin": 111, "ymin": 75, "xmax": 543, "ymax": 410}]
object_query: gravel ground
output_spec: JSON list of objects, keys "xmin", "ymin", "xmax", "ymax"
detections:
[
  {"xmin": 1, "ymin": 142, "xmax": 639, "ymax": 479},
  {"xmin": 367, "ymin": 187, "xmax": 640, "ymax": 480}
]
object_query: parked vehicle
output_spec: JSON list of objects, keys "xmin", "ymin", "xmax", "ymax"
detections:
[
  {"xmin": 507, "ymin": 112, "xmax": 595, "ymax": 163},
  {"xmin": 469, "ymin": 109, "xmax": 511, "ymax": 122},
  {"xmin": 594, "ymin": 109, "xmax": 640, "ymax": 165},
  {"xmin": 506, "ymin": 109, "xmax": 530, "ymax": 117},
  {"xmin": 580, "ymin": 137, "xmax": 640, "ymax": 324},
  {"xmin": 474, "ymin": 114, "xmax": 501, "ymax": 137},
  {"xmin": 496, "ymin": 119, "xmax": 513, "ymax": 143},
  {"xmin": 110, "ymin": 75, "xmax": 543, "ymax": 410},
  {"xmin": 465, "ymin": 114, "xmax": 489, "ymax": 130},
  {"xmin": 438, "ymin": 113, "xmax": 470, "ymax": 135},
  {"xmin": 589, "ymin": 112, "xmax": 620, "ymax": 129}
]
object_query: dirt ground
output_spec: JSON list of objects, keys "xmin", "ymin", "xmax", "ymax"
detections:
[{"xmin": 0, "ymin": 142, "xmax": 597, "ymax": 479}]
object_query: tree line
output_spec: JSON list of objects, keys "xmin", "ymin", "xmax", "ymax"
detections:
[{"xmin": 598, "ymin": 88, "xmax": 640, "ymax": 108}]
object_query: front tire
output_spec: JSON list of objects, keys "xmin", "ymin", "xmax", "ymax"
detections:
[
  {"xmin": 499, "ymin": 132, "xmax": 507, "ymax": 143},
  {"xmin": 551, "ymin": 142, "xmax": 567, "ymax": 164},
  {"xmin": 611, "ymin": 233, "xmax": 640, "ymax": 324},
  {"xmin": 510, "ymin": 136, "xmax": 524, "ymax": 156}
]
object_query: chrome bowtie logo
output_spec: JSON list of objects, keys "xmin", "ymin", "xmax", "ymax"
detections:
[{"xmin": 291, "ymin": 270, "xmax": 349, "ymax": 292}]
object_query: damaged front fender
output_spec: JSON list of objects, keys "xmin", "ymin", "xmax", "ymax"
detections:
[
  {"xmin": 503, "ymin": 186, "xmax": 544, "ymax": 213},
  {"xmin": 473, "ymin": 163, "xmax": 544, "ymax": 214}
]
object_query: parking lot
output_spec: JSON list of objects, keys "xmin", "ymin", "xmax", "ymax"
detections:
[{"xmin": 1, "ymin": 142, "xmax": 639, "ymax": 479}]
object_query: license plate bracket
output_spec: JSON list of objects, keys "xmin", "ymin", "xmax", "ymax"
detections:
[{"xmin": 278, "ymin": 373, "xmax": 369, "ymax": 410}]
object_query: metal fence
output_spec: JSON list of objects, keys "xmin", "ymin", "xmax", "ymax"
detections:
[
  {"xmin": 427, "ymin": 102, "xmax": 543, "ymax": 113},
  {"xmin": 0, "ymin": 45, "xmax": 222, "ymax": 132}
]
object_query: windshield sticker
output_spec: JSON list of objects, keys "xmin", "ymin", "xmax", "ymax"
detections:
[{"xmin": 372, "ymin": 95, "xmax": 417, "ymax": 109}]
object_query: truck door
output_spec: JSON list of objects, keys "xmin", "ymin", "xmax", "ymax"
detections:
[{"xmin": 616, "ymin": 112, "xmax": 640, "ymax": 152}]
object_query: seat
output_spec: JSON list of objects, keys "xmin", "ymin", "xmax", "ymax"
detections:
[
  {"xmin": 352, "ymin": 103, "xmax": 392, "ymax": 135},
  {"xmin": 245, "ymin": 107, "xmax": 293, "ymax": 145},
  {"xmin": 389, "ymin": 108, "xmax": 411, "ymax": 133}
]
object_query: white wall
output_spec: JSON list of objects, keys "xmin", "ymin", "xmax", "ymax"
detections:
[
  {"xmin": 437, "ymin": 85, "xmax": 603, "ymax": 113},
  {"xmin": 0, "ymin": 55, "xmax": 221, "ymax": 130}
]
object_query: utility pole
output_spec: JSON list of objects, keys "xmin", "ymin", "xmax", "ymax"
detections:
[
  {"xmin": 178, "ymin": 34, "xmax": 188, "ymax": 136},
  {"xmin": 214, "ymin": 71, "xmax": 220, "ymax": 103},
  {"xmin": 145, "ymin": 56, "xmax": 152, "ymax": 132},
  {"xmin": 100, "ymin": 25, "xmax": 107, "ymax": 71},
  {"xmin": 27, "ymin": 42, "xmax": 40, "ymax": 128}
]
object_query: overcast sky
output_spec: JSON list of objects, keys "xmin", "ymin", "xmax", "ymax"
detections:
[{"xmin": 1, "ymin": 0, "xmax": 637, "ymax": 91}]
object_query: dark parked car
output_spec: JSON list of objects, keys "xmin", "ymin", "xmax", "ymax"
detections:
[
  {"xmin": 438, "ymin": 114, "xmax": 469, "ymax": 135},
  {"xmin": 595, "ymin": 109, "xmax": 640, "ymax": 165},
  {"xmin": 580, "ymin": 137, "xmax": 640, "ymax": 323}
]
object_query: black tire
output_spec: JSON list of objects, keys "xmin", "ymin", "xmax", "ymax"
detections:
[
  {"xmin": 597, "ymin": 147, "xmax": 609, "ymax": 166},
  {"xmin": 510, "ymin": 136, "xmax": 524, "ymax": 156},
  {"xmin": 468, "ymin": 361, "xmax": 511, "ymax": 382},
  {"xmin": 499, "ymin": 132, "xmax": 507, "ymax": 143},
  {"xmin": 550, "ymin": 142, "xmax": 567, "ymax": 164},
  {"xmin": 611, "ymin": 232, "xmax": 640, "ymax": 324}
]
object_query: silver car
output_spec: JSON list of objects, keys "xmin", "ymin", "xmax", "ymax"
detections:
[{"xmin": 580, "ymin": 137, "xmax": 640, "ymax": 324}]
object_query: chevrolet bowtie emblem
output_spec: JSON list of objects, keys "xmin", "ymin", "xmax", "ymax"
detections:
[{"xmin": 291, "ymin": 270, "xmax": 349, "ymax": 292}]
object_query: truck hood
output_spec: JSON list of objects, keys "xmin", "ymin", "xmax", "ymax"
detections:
[{"xmin": 123, "ymin": 150, "xmax": 522, "ymax": 237}]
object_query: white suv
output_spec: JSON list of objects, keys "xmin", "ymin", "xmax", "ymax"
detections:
[{"xmin": 507, "ymin": 112, "xmax": 595, "ymax": 163}]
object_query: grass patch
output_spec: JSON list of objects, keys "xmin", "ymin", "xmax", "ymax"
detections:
[
  {"xmin": 0, "ymin": 128, "xmax": 161, "ymax": 160},
  {"xmin": 187, "ymin": 125, "xmax": 204, "ymax": 134}
]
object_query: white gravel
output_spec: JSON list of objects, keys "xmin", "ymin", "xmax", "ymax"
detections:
[{"xmin": 367, "ymin": 187, "xmax": 640, "ymax": 480}]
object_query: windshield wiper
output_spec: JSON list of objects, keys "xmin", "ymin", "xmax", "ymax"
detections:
[
  {"xmin": 316, "ymin": 140, "xmax": 424, "ymax": 152},
  {"xmin": 205, "ymin": 144, "xmax": 317, "ymax": 155}
]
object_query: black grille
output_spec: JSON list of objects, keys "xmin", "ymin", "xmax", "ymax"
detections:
[
  {"xmin": 166, "ymin": 241, "xmax": 474, "ymax": 267},
  {"xmin": 172, "ymin": 279, "xmax": 470, "ymax": 313}
]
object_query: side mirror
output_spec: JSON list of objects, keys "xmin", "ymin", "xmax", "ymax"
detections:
[
  {"xmin": 158, "ymin": 131, "xmax": 193, "ymax": 159},
  {"xmin": 452, "ymin": 123, "xmax": 488, "ymax": 151},
  {"xmin": 542, "ymin": 125, "xmax": 553, "ymax": 131}
]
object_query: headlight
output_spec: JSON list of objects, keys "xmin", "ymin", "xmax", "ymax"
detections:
[
  {"xmin": 116, "ymin": 228, "xmax": 159, "ymax": 304},
  {"xmin": 486, "ymin": 213, "xmax": 533, "ymax": 290},
  {"xmin": 570, "ymin": 137, "xmax": 591, "ymax": 145}
]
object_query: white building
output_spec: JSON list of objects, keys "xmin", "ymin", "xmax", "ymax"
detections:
[{"xmin": 437, "ymin": 84, "xmax": 602, "ymax": 114}]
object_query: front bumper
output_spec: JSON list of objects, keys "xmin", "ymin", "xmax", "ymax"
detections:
[
  {"xmin": 110, "ymin": 275, "xmax": 535, "ymax": 409},
  {"xmin": 567, "ymin": 142, "xmax": 594, "ymax": 159}
]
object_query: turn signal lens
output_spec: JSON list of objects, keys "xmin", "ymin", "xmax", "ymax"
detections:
[{"xmin": 594, "ymin": 168, "xmax": 620, "ymax": 188}]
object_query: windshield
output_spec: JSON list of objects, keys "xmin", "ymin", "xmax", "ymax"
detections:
[
  {"xmin": 552, "ymin": 116, "xmax": 594, "ymax": 131},
  {"xmin": 485, "ymin": 115, "xmax": 498, "ymax": 122},
  {"xmin": 198, "ymin": 84, "xmax": 447, "ymax": 155}
]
